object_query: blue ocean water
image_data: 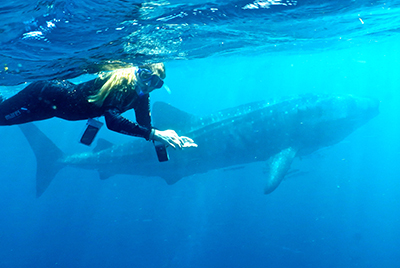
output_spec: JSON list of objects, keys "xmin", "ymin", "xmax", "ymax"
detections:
[{"xmin": 1, "ymin": 1, "xmax": 400, "ymax": 267}]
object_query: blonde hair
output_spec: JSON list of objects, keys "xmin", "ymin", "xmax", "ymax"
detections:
[{"xmin": 88, "ymin": 63, "xmax": 165, "ymax": 106}]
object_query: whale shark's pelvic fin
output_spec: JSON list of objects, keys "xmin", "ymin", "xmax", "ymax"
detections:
[
  {"xmin": 264, "ymin": 147, "xmax": 297, "ymax": 194},
  {"xmin": 18, "ymin": 123, "xmax": 64, "ymax": 197}
]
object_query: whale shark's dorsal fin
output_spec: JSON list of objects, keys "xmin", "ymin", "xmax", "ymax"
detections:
[
  {"xmin": 93, "ymin": 138, "xmax": 114, "ymax": 153},
  {"xmin": 152, "ymin": 100, "xmax": 270, "ymax": 134},
  {"xmin": 152, "ymin": 102, "xmax": 198, "ymax": 133}
]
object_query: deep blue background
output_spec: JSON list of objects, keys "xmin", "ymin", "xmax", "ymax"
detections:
[{"xmin": 1, "ymin": 35, "xmax": 399, "ymax": 267}]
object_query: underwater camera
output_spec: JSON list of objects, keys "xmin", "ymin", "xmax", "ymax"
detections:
[
  {"xmin": 154, "ymin": 141, "xmax": 169, "ymax": 162},
  {"xmin": 80, "ymin": 118, "xmax": 103, "ymax": 146}
]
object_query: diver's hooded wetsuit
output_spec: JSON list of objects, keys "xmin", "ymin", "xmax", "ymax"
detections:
[{"xmin": 0, "ymin": 78, "xmax": 153, "ymax": 140}]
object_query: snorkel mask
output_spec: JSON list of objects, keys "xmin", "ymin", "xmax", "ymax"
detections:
[{"xmin": 136, "ymin": 68, "xmax": 164, "ymax": 96}]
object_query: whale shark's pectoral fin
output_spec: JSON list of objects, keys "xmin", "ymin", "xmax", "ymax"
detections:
[{"xmin": 264, "ymin": 147, "xmax": 298, "ymax": 194}]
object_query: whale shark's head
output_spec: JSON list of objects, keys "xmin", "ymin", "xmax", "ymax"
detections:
[
  {"xmin": 295, "ymin": 94, "xmax": 379, "ymax": 153},
  {"xmin": 318, "ymin": 94, "xmax": 379, "ymax": 126},
  {"xmin": 350, "ymin": 95, "xmax": 380, "ymax": 122}
]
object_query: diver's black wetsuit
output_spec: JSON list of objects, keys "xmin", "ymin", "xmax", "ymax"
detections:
[{"xmin": 0, "ymin": 78, "xmax": 153, "ymax": 140}]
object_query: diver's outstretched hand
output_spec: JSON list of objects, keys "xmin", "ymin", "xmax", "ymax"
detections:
[
  {"xmin": 151, "ymin": 129, "xmax": 198, "ymax": 149},
  {"xmin": 180, "ymin": 136, "xmax": 198, "ymax": 148}
]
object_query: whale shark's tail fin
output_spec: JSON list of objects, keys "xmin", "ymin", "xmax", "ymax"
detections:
[{"xmin": 19, "ymin": 123, "xmax": 64, "ymax": 197}]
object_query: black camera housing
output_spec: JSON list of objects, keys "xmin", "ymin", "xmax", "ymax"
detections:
[
  {"xmin": 154, "ymin": 142, "xmax": 169, "ymax": 162},
  {"xmin": 80, "ymin": 119, "xmax": 103, "ymax": 146}
]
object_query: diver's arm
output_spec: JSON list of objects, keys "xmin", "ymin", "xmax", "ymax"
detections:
[
  {"xmin": 104, "ymin": 108, "xmax": 197, "ymax": 149},
  {"xmin": 104, "ymin": 108, "xmax": 152, "ymax": 140},
  {"xmin": 134, "ymin": 94, "xmax": 151, "ymax": 128},
  {"xmin": 130, "ymin": 95, "xmax": 183, "ymax": 148}
]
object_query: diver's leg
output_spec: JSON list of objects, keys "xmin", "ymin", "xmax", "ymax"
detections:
[{"xmin": 0, "ymin": 81, "xmax": 55, "ymax": 125}]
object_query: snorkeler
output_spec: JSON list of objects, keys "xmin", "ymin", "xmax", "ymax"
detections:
[{"xmin": 0, "ymin": 63, "xmax": 197, "ymax": 149}]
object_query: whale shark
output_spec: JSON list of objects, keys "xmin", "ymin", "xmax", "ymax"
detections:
[{"xmin": 19, "ymin": 94, "xmax": 379, "ymax": 197}]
